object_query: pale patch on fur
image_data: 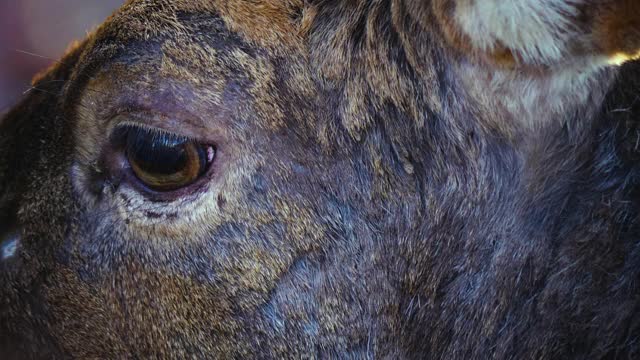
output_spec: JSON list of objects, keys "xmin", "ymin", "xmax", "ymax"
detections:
[
  {"xmin": 608, "ymin": 50, "xmax": 640, "ymax": 66},
  {"xmin": 1, "ymin": 234, "xmax": 19, "ymax": 260},
  {"xmin": 457, "ymin": 55, "xmax": 616, "ymax": 130},
  {"xmin": 455, "ymin": 0, "xmax": 582, "ymax": 65}
]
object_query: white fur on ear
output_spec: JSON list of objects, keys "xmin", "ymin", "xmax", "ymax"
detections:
[
  {"xmin": 1, "ymin": 233, "xmax": 19, "ymax": 260},
  {"xmin": 455, "ymin": 0, "xmax": 582, "ymax": 65}
]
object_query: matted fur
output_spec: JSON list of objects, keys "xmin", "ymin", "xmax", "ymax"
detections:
[{"xmin": 1, "ymin": 0, "xmax": 640, "ymax": 358}]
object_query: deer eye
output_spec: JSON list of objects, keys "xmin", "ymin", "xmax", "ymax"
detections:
[{"xmin": 116, "ymin": 125, "xmax": 215, "ymax": 192}]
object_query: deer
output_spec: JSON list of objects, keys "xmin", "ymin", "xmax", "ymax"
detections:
[{"xmin": 1, "ymin": 0, "xmax": 640, "ymax": 358}]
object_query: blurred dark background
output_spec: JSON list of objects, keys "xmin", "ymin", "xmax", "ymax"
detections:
[{"xmin": 0, "ymin": 1, "xmax": 124, "ymax": 113}]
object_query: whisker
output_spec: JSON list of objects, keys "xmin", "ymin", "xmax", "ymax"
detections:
[
  {"xmin": 14, "ymin": 48, "xmax": 99, "ymax": 83},
  {"xmin": 0, "ymin": 82, "xmax": 109, "ymax": 117},
  {"xmin": 23, "ymin": 87, "xmax": 61, "ymax": 97},
  {"xmin": 14, "ymin": 49, "xmax": 69, "ymax": 66},
  {"xmin": 23, "ymin": 87, "xmax": 95, "ymax": 113},
  {"xmin": 36, "ymin": 79, "xmax": 68, "ymax": 84},
  {"xmin": 22, "ymin": 80, "xmax": 69, "ymax": 94}
]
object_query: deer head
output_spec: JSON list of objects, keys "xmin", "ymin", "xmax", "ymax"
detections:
[{"xmin": 1, "ymin": 0, "xmax": 639, "ymax": 358}]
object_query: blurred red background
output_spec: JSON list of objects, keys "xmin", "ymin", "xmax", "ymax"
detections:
[{"xmin": 0, "ymin": 0, "xmax": 124, "ymax": 113}]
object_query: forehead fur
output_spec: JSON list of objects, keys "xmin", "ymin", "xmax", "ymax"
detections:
[{"xmin": 99, "ymin": 0, "xmax": 304, "ymax": 48}]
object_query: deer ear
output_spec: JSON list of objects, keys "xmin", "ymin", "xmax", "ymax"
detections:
[{"xmin": 0, "ymin": 41, "xmax": 86, "ymax": 253}]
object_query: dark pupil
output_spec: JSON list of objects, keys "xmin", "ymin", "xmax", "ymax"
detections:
[{"xmin": 126, "ymin": 127, "xmax": 201, "ymax": 176}]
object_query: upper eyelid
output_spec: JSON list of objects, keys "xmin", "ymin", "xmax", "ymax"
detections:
[
  {"xmin": 78, "ymin": 74, "xmax": 230, "ymax": 145},
  {"xmin": 90, "ymin": 89, "xmax": 207, "ymax": 127},
  {"xmin": 112, "ymin": 122, "xmax": 192, "ymax": 143},
  {"xmin": 105, "ymin": 112, "xmax": 214, "ymax": 145},
  {"xmin": 77, "ymin": 82, "xmax": 230, "ymax": 156}
]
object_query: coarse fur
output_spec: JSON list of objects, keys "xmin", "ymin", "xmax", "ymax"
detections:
[{"xmin": 1, "ymin": 0, "xmax": 640, "ymax": 358}]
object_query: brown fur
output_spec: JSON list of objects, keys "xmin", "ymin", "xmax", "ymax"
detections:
[
  {"xmin": 593, "ymin": 0, "xmax": 640, "ymax": 62},
  {"xmin": 1, "ymin": 0, "xmax": 640, "ymax": 358}
]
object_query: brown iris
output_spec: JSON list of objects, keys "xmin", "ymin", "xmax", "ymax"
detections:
[{"xmin": 122, "ymin": 126, "xmax": 214, "ymax": 192}]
